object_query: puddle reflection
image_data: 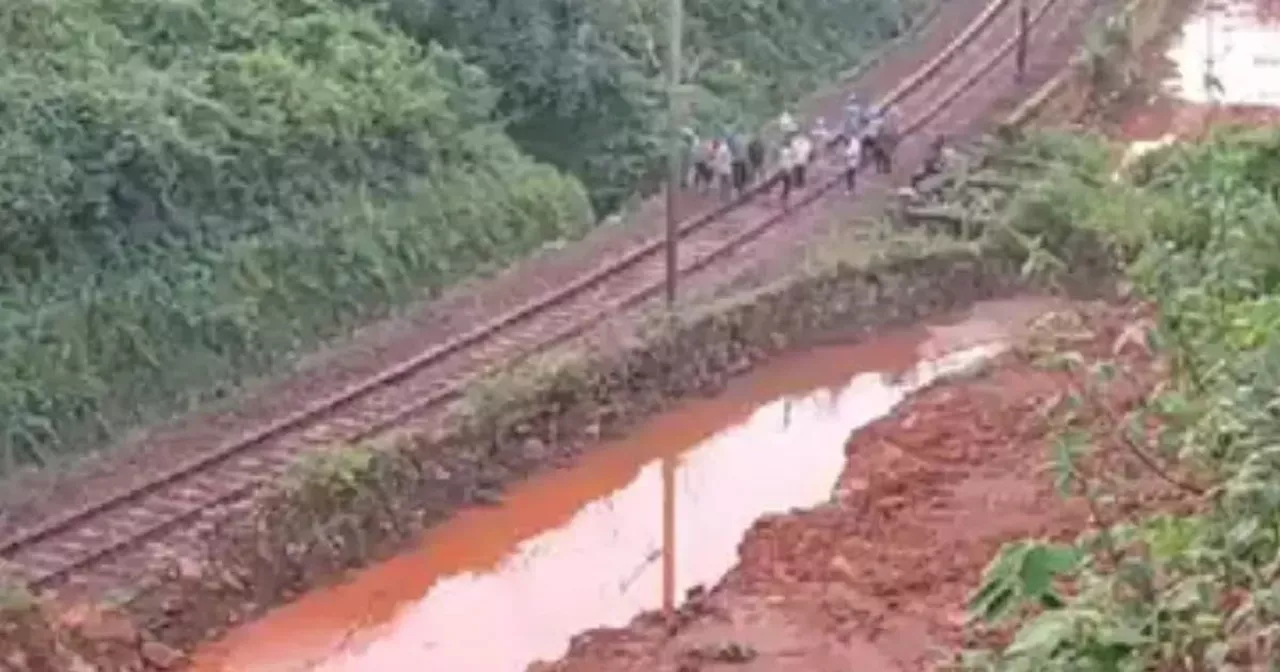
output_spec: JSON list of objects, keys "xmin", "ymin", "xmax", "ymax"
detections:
[{"xmin": 188, "ymin": 300, "xmax": 1047, "ymax": 672}]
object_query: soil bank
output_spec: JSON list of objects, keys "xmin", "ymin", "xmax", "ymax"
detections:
[
  {"xmin": 0, "ymin": 238, "xmax": 1114, "ymax": 672},
  {"xmin": 184, "ymin": 299, "xmax": 1052, "ymax": 672},
  {"xmin": 541, "ymin": 302, "xmax": 1178, "ymax": 672}
]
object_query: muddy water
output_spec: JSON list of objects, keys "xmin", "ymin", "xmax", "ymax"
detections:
[
  {"xmin": 187, "ymin": 298, "xmax": 1055, "ymax": 672},
  {"xmin": 1118, "ymin": 0, "xmax": 1280, "ymax": 145},
  {"xmin": 1165, "ymin": 0, "xmax": 1280, "ymax": 107}
]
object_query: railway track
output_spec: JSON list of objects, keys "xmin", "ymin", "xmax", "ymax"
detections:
[{"xmin": 0, "ymin": 0, "xmax": 1081, "ymax": 593}]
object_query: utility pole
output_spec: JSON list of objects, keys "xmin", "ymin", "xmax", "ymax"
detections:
[
  {"xmin": 1015, "ymin": 0, "xmax": 1029, "ymax": 82},
  {"xmin": 664, "ymin": 0, "xmax": 683, "ymax": 307},
  {"xmin": 662, "ymin": 0, "xmax": 683, "ymax": 622},
  {"xmin": 1199, "ymin": 0, "xmax": 1221, "ymax": 137}
]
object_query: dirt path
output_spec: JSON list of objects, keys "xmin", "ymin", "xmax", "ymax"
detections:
[{"xmin": 538, "ymin": 303, "xmax": 1179, "ymax": 672}]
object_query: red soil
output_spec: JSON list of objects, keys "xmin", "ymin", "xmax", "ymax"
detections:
[{"xmin": 539, "ymin": 302, "xmax": 1186, "ymax": 671}]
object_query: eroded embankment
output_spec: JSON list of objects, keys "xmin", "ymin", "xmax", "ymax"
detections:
[
  {"xmin": 185, "ymin": 309, "xmax": 1035, "ymax": 672},
  {"xmin": 543, "ymin": 303, "xmax": 1190, "ymax": 672},
  {"xmin": 0, "ymin": 238, "xmax": 1114, "ymax": 670}
]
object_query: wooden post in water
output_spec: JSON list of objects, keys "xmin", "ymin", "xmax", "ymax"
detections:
[
  {"xmin": 662, "ymin": 0, "xmax": 683, "ymax": 623},
  {"xmin": 662, "ymin": 455, "xmax": 677, "ymax": 617}
]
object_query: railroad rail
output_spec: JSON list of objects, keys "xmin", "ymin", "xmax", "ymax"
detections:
[{"xmin": 0, "ymin": 0, "xmax": 1074, "ymax": 592}]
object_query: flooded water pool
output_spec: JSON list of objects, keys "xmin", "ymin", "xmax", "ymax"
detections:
[
  {"xmin": 1118, "ymin": 0, "xmax": 1280, "ymax": 143},
  {"xmin": 186, "ymin": 299, "xmax": 1055, "ymax": 672},
  {"xmin": 1165, "ymin": 0, "xmax": 1280, "ymax": 107}
]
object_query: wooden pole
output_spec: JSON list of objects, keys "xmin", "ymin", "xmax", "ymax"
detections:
[
  {"xmin": 662, "ymin": 0, "xmax": 682, "ymax": 622},
  {"xmin": 664, "ymin": 0, "xmax": 683, "ymax": 307},
  {"xmin": 1015, "ymin": 0, "xmax": 1029, "ymax": 82}
]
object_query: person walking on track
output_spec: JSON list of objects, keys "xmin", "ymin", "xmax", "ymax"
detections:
[
  {"xmin": 680, "ymin": 126, "xmax": 698, "ymax": 189},
  {"xmin": 692, "ymin": 136, "xmax": 715, "ymax": 193},
  {"xmin": 878, "ymin": 106, "xmax": 901, "ymax": 173},
  {"xmin": 841, "ymin": 93, "xmax": 866, "ymax": 145},
  {"xmin": 711, "ymin": 137, "xmax": 734, "ymax": 200},
  {"xmin": 861, "ymin": 107, "xmax": 894, "ymax": 175},
  {"xmin": 843, "ymin": 134, "xmax": 863, "ymax": 194},
  {"xmin": 776, "ymin": 138, "xmax": 797, "ymax": 208},
  {"xmin": 790, "ymin": 131, "xmax": 813, "ymax": 190},
  {"xmin": 747, "ymin": 135, "xmax": 766, "ymax": 187},
  {"xmin": 811, "ymin": 117, "xmax": 832, "ymax": 158},
  {"xmin": 778, "ymin": 110, "xmax": 799, "ymax": 137},
  {"xmin": 728, "ymin": 130, "xmax": 749, "ymax": 195}
]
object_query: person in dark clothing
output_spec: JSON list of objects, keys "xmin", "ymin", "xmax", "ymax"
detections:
[
  {"xmin": 859, "ymin": 106, "xmax": 900, "ymax": 175},
  {"xmin": 692, "ymin": 138, "xmax": 715, "ymax": 193},
  {"xmin": 843, "ymin": 136, "xmax": 862, "ymax": 194},
  {"xmin": 728, "ymin": 131, "xmax": 749, "ymax": 194},
  {"xmin": 911, "ymin": 134, "xmax": 952, "ymax": 190},
  {"xmin": 790, "ymin": 133, "xmax": 812, "ymax": 189},
  {"xmin": 777, "ymin": 140, "xmax": 797, "ymax": 208},
  {"xmin": 746, "ymin": 137, "xmax": 766, "ymax": 185}
]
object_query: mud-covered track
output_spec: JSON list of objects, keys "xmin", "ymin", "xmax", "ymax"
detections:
[{"xmin": 0, "ymin": 0, "xmax": 1083, "ymax": 593}]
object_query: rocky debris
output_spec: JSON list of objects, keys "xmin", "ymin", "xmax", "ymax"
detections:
[{"xmin": 139, "ymin": 640, "xmax": 185, "ymax": 669}]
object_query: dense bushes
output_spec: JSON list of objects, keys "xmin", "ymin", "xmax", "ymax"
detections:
[
  {"xmin": 0, "ymin": 0, "xmax": 920, "ymax": 474},
  {"xmin": 385, "ymin": 0, "xmax": 923, "ymax": 211},
  {"xmin": 0, "ymin": 0, "xmax": 594, "ymax": 278},
  {"xmin": 959, "ymin": 129, "xmax": 1280, "ymax": 670},
  {"xmin": 0, "ymin": 0, "xmax": 592, "ymax": 472}
]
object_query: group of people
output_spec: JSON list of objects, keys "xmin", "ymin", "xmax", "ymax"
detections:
[
  {"xmin": 684, "ymin": 129, "xmax": 767, "ymax": 199},
  {"xmin": 682, "ymin": 92, "xmax": 906, "ymax": 208}
]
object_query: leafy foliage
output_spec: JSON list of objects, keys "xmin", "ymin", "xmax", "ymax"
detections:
[
  {"xmin": 381, "ymin": 0, "xmax": 926, "ymax": 211},
  {"xmin": 0, "ymin": 0, "xmax": 597, "ymax": 473},
  {"xmin": 958, "ymin": 128, "xmax": 1280, "ymax": 670},
  {"xmin": 0, "ymin": 0, "xmax": 921, "ymax": 475}
]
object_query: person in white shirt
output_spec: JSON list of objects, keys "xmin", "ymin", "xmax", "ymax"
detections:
[
  {"xmin": 711, "ymin": 138, "xmax": 733, "ymax": 200},
  {"xmin": 843, "ymin": 135, "xmax": 863, "ymax": 194},
  {"xmin": 778, "ymin": 111, "xmax": 798, "ymax": 136},
  {"xmin": 811, "ymin": 117, "xmax": 832, "ymax": 155},
  {"xmin": 843, "ymin": 94, "xmax": 866, "ymax": 142},
  {"xmin": 790, "ymin": 133, "xmax": 813, "ymax": 189},
  {"xmin": 776, "ymin": 140, "xmax": 797, "ymax": 207}
]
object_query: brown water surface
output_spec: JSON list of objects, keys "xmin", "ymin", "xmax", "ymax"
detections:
[{"xmin": 187, "ymin": 298, "xmax": 1054, "ymax": 672}]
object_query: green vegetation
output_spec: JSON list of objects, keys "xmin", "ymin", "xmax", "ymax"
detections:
[
  {"xmin": 0, "ymin": 0, "xmax": 925, "ymax": 475},
  {"xmin": 0, "ymin": 0, "xmax": 593, "ymax": 474},
  {"xmin": 387, "ymin": 0, "xmax": 925, "ymax": 211},
  {"xmin": 956, "ymin": 128, "xmax": 1280, "ymax": 670}
]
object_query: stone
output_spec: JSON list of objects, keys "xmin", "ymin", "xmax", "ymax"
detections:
[
  {"xmin": 829, "ymin": 555, "xmax": 859, "ymax": 583},
  {"xmin": 72, "ymin": 608, "xmax": 139, "ymax": 646},
  {"xmin": 175, "ymin": 557, "xmax": 204, "ymax": 581},
  {"xmin": 473, "ymin": 488, "xmax": 504, "ymax": 506},
  {"xmin": 5, "ymin": 651, "xmax": 27, "ymax": 670},
  {"xmin": 522, "ymin": 437, "xmax": 548, "ymax": 459},
  {"xmin": 140, "ymin": 640, "xmax": 185, "ymax": 670},
  {"xmin": 66, "ymin": 654, "xmax": 98, "ymax": 672}
]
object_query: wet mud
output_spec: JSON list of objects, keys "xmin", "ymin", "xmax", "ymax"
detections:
[
  {"xmin": 185, "ymin": 299, "xmax": 1055, "ymax": 672},
  {"xmin": 542, "ymin": 302, "xmax": 1181, "ymax": 672}
]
